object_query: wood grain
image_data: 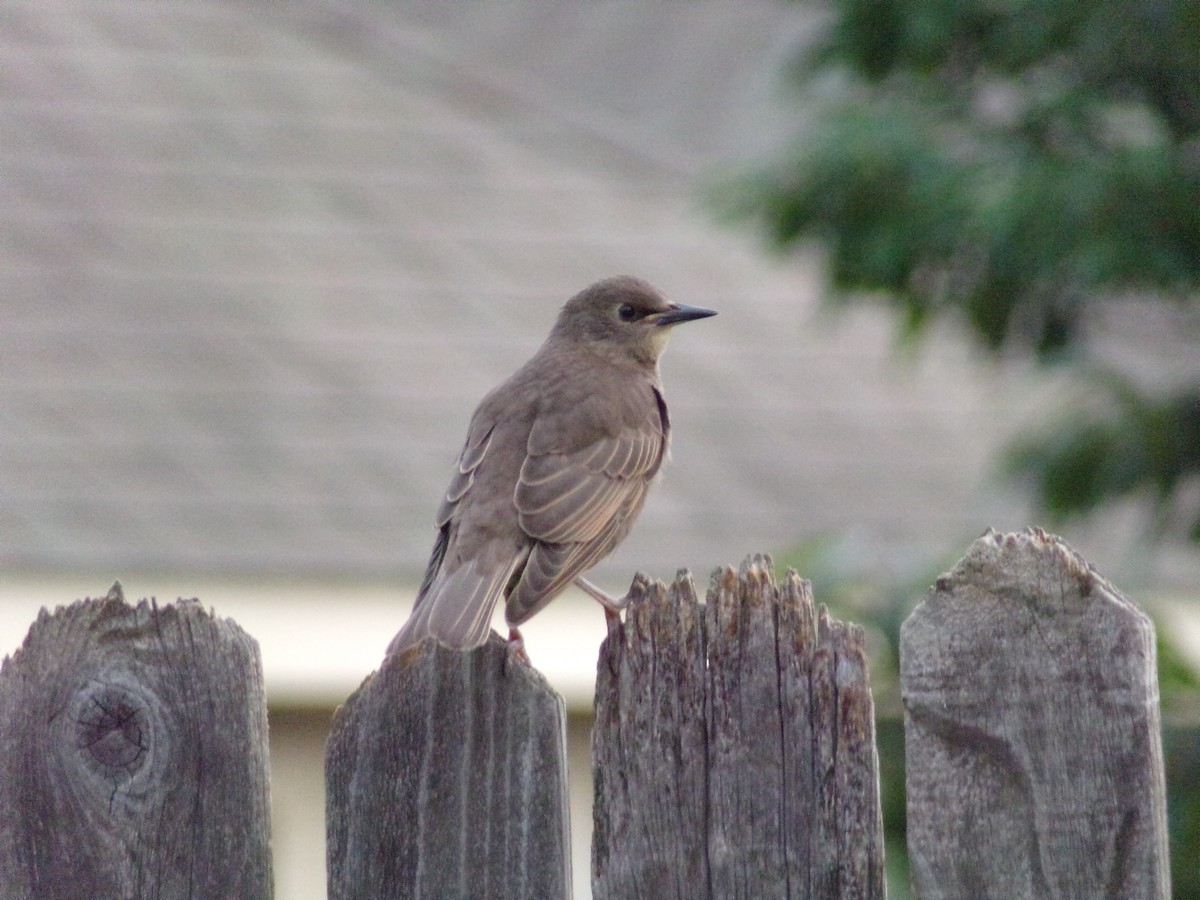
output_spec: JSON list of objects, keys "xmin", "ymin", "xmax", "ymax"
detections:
[
  {"xmin": 0, "ymin": 584, "xmax": 272, "ymax": 899},
  {"xmin": 592, "ymin": 556, "xmax": 884, "ymax": 899},
  {"xmin": 326, "ymin": 634, "xmax": 571, "ymax": 899},
  {"xmin": 902, "ymin": 528, "xmax": 1170, "ymax": 899}
]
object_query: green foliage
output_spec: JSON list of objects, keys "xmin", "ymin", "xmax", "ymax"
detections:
[
  {"xmin": 1165, "ymin": 724, "xmax": 1200, "ymax": 899},
  {"xmin": 722, "ymin": 0, "xmax": 1200, "ymax": 539},
  {"xmin": 1008, "ymin": 376, "xmax": 1200, "ymax": 536}
]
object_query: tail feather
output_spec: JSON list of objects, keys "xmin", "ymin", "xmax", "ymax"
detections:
[{"xmin": 387, "ymin": 555, "xmax": 521, "ymax": 655}]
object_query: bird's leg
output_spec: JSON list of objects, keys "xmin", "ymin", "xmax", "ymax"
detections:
[
  {"xmin": 505, "ymin": 627, "xmax": 530, "ymax": 669},
  {"xmin": 574, "ymin": 576, "xmax": 630, "ymax": 623}
]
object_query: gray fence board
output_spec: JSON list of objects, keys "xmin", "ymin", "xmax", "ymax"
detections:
[
  {"xmin": 902, "ymin": 528, "xmax": 1170, "ymax": 899},
  {"xmin": 325, "ymin": 634, "xmax": 571, "ymax": 899},
  {"xmin": 592, "ymin": 556, "xmax": 885, "ymax": 899},
  {"xmin": 0, "ymin": 584, "xmax": 272, "ymax": 900}
]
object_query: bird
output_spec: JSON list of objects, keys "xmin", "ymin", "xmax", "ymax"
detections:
[{"xmin": 387, "ymin": 275, "xmax": 715, "ymax": 657}]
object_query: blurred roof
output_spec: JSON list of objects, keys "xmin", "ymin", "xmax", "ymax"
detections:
[{"xmin": 4, "ymin": 1, "xmax": 1195, "ymax": 610}]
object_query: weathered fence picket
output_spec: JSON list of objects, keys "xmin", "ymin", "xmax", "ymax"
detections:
[
  {"xmin": 0, "ymin": 583, "xmax": 272, "ymax": 899},
  {"xmin": 902, "ymin": 528, "xmax": 1171, "ymax": 899},
  {"xmin": 591, "ymin": 556, "xmax": 886, "ymax": 900},
  {"xmin": 325, "ymin": 635, "xmax": 572, "ymax": 899},
  {"xmin": 0, "ymin": 530, "xmax": 1176, "ymax": 899}
]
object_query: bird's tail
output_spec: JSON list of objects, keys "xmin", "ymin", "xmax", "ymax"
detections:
[{"xmin": 386, "ymin": 557, "xmax": 520, "ymax": 656}]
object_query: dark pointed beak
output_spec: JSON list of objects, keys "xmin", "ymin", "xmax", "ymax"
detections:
[{"xmin": 651, "ymin": 303, "xmax": 717, "ymax": 327}]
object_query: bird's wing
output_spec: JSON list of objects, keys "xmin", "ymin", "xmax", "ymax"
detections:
[
  {"xmin": 506, "ymin": 388, "xmax": 666, "ymax": 624},
  {"xmin": 516, "ymin": 428, "xmax": 661, "ymax": 542},
  {"xmin": 410, "ymin": 421, "xmax": 494, "ymax": 602},
  {"xmin": 387, "ymin": 420, "xmax": 506, "ymax": 654},
  {"xmin": 435, "ymin": 421, "xmax": 494, "ymax": 527},
  {"xmin": 507, "ymin": 482, "xmax": 648, "ymax": 625}
]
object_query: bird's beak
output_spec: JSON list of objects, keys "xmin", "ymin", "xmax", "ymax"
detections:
[{"xmin": 650, "ymin": 303, "xmax": 717, "ymax": 327}]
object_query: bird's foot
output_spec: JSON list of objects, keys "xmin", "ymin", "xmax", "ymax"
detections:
[
  {"xmin": 504, "ymin": 627, "xmax": 530, "ymax": 670},
  {"xmin": 574, "ymin": 576, "xmax": 630, "ymax": 622}
]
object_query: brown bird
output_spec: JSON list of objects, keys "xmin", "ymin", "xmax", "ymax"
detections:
[{"xmin": 387, "ymin": 275, "xmax": 715, "ymax": 655}]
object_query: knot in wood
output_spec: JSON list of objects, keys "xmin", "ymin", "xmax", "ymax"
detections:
[{"xmin": 74, "ymin": 682, "xmax": 151, "ymax": 774}]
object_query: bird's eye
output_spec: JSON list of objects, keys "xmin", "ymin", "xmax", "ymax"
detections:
[{"xmin": 618, "ymin": 304, "xmax": 637, "ymax": 321}]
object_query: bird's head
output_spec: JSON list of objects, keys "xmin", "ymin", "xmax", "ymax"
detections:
[{"xmin": 551, "ymin": 275, "xmax": 716, "ymax": 367}]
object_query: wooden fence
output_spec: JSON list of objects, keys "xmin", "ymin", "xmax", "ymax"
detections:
[{"xmin": 0, "ymin": 529, "xmax": 1171, "ymax": 898}]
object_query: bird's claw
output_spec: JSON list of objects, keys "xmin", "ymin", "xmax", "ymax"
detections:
[{"xmin": 504, "ymin": 628, "xmax": 531, "ymax": 670}]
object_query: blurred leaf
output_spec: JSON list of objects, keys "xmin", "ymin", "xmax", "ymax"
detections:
[
  {"xmin": 720, "ymin": 0, "xmax": 1200, "ymax": 543},
  {"xmin": 732, "ymin": 0, "xmax": 1200, "ymax": 349},
  {"xmin": 1007, "ymin": 377, "xmax": 1200, "ymax": 529}
]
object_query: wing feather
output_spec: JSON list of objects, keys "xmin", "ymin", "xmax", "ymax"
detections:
[
  {"xmin": 517, "ymin": 427, "xmax": 662, "ymax": 544},
  {"xmin": 438, "ymin": 423, "xmax": 494, "ymax": 524},
  {"xmin": 505, "ymin": 384, "xmax": 666, "ymax": 624},
  {"xmin": 506, "ymin": 483, "xmax": 648, "ymax": 625}
]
